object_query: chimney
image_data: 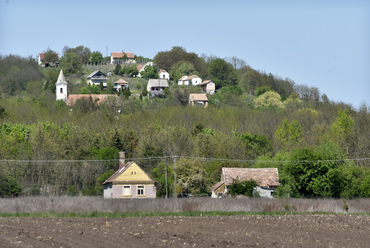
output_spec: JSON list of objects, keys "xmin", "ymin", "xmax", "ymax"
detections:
[{"xmin": 119, "ymin": 151, "xmax": 125, "ymax": 169}]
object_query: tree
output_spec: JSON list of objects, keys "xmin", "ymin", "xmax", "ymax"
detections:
[
  {"xmin": 0, "ymin": 175, "xmax": 22, "ymax": 197},
  {"xmin": 208, "ymin": 58, "xmax": 237, "ymax": 89},
  {"xmin": 60, "ymin": 52, "xmax": 82, "ymax": 75},
  {"xmin": 62, "ymin": 45, "xmax": 91, "ymax": 64},
  {"xmin": 331, "ymin": 109, "xmax": 354, "ymax": 155},
  {"xmin": 140, "ymin": 65, "xmax": 159, "ymax": 79},
  {"xmin": 153, "ymin": 46, "xmax": 187, "ymax": 71},
  {"xmin": 275, "ymin": 119, "xmax": 303, "ymax": 151},
  {"xmin": 90, "ymin": 51, "xmax": 103, "ymax": 65},
  {"xmin": 43, "ymin": 48, "xmax": 59, "ymax": 65},
  {"xmin": 114, "ymin": 64, "xmax": 122, "ymax": 75},
  {"xmin": 170, "ymin": 60, "xmax": 198, "ymax": 81},
  {"xmin": 227, "ymin": 179, "xmax": 258, "ymax": 197},
  {"xmin": 254, "ymin": 91, "xmax": 283, "ymax": 109},
  {"xmin": 255, "ymin": 86, "xmax": 272, "ymax": 97}
]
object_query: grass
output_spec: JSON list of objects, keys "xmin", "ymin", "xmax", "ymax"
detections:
[{"xmin": 0, "ymin": 196, "xmax": 369, "ymax": 217}]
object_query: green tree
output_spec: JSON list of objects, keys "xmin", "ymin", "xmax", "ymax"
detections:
[
  {"xmin": 170, "ymin": 60, "xmax": 198, "ymax": 82},
  {"xmin": 141, "ymin": 65, "xmax": 159, "ymax": 79},
  {"xmin": 90, "ymin": 51, "xmax": 103, "ymax": 65},
  {"xmin": 43, "ymin": 48, "xmax": 59, "ymax": 65},
  {"xmin": 208, "ymin": 58, "xmax": 237, "ymax": 89},
  {"xmin": 254, "ymin": 91, "xmax": 283, "ymax": 109},
  {"xmin": 60, "ymin": 52, "xmax": 82, "ymax": 75},
  {"xmin": 255, "ymin": 86, "xmax": 272, "ymax": 97},
  {"xmin": 227, "ymin": 179, "xmax": 258, "ymax": 197},
  {"xmin": 114, "ymin": 64, "xmax": 122, "ymax": 75},
  {"xmin": 0, "ymin": 175, "xmax": 22, "ymax": 197},
  {"xmin": 62, "ymin": 45, "xmax": 91, "ymax": 64},
  {"xmin": 331, "ymin": 109, "xmax": 354, "ymax": 155},
  {"xmin": 361, "ymin": 175, "xmax": 370, "ymax": 197},
  {"xmin": 275, "ymin": 119, "xmax": 304, "ymax": 151}
]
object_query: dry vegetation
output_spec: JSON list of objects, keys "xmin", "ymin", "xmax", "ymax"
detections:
[{"xmin": 0, "ymin": 196, "xmax": 369, "ymax": 215}]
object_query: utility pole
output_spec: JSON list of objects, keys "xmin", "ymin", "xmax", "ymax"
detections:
[
  {"xmin": 173, "ymin": 156, "xmax": 177, "ymax": 198},
  {"xmin": 165, "ymin": 163, "xmax": 168, "ymax": 199}
]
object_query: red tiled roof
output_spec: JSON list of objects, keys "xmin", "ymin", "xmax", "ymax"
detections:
[
  {"xmin": 137, "ymin": 65, "xmax": 144, "ymax": 71},
  {"xmin": 222, "ymin": 168, "xmax": 280, "ymax": 188},
  {"xmin": 39, "ymin": 53, "xmax": 44, "ymax": 60},
  {"xmin": 187, "ymin": 75, "xmax": 200, "ymax": 80},
  {"xmin": 111, "ymin": 52, "xmax": 124, "ymax": 58},
  {"xmin": 66, "ymin": 94, "xmax": 119, "ymax": 106},
  {"xmin": 125, "ymin": 52, "xmax": 135, "ymax": 59}
]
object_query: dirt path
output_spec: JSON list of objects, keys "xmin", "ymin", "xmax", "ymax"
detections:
[{"xmin": 0, "ymin": 215, "xmax": 368, "ymax": 247}]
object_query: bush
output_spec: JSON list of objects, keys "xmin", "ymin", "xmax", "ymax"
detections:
[
  {"xmin": 66, "ymin": 185, "xmax": 78, "ymax": 196},
  {"xmin": 0, "ymin": 175, "xmax": 21, "ymax": 197},
  {"xmin": 227, "ymin": 179, "xmax": 258, "ymax": 197}
]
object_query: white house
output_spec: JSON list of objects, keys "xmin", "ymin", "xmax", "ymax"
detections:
[
  {"xmin": 110, "ymin": 51, "xmax": 135, "ymax": 64},
  {"xmin": 114, "ymin": 78, "xmax": 129, "ymax": 91},
  {"xmin": 178, "ymin": 75, "xmax": 202, "ymax": 86},
  {"xmin": 86, "ymin": 71, "xmax": 108, "ymax": 87},
  {"xmin": 147, "ymin": 79, "xmax": 169, "ymax": 98},
  {"xmin": 159, "ymin": 69, "xmax": 170, "ymax": 80},
  {"xmin": 137, "ymin": 62, "xmax": 153, "ymax": 78}
]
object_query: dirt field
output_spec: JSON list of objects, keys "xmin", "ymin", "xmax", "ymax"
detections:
[{"xmin": 0, "ymin": 215, "xmax": 369, "ymax": 248}]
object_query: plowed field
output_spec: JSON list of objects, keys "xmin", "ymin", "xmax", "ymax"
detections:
[{"xmin": 0, "ymin": 215, "xmax": 369, "ymax": 247}]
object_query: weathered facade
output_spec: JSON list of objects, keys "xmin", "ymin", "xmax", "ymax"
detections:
[
  {"xmin": 200, "ymin": 80, "xmax": 216, "ymax": 95},
  {"xmin": 211, "ymin": 167, "xmax": 280, "ymax": 198}
]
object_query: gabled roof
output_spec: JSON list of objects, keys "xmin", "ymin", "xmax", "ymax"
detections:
[
  {"xmin": 86, "ymin": 70, "xmax": 107, "ymax": 79},
  {"xmin": 189, "ymin": 93, "xmax": 208, "ymax": 101},
  {"xmin": 187, "ymin": 75, "xmax": 200, "ymax": 80},
  {"xmin": 114, "ymin": 79, "xmax": 128, "ymax": 85},
  {"xmin": 210, "ymin": 181, "xmax": 225, "ymax": 192},
  {"xmin": 179, "ymin": 75, "xmax": 188, "ymax": 81},
  {"xmin": 56, "ymin": 70, "xmax": 67, "ymax": 84},
  {"xmin": 66, "ymin": 94, "xmax": 119, "ymax": 106},
  {"xmin": 200, "ymin": 80, "xmax": 213, "ymax": 85},
  {"xmin": 222, "ymin": 168, "xmax": 280, "ymax": 188},
  {"xmin": 148, "ymin": 79, "xmax": 169, "ymax": 88},
  {"xmin": 111, "ymin": 52, "xmax": 124, "ymax": 58},
  {"xmin": 125, "ymin": 52, "xmax": 135, "ymax": 59},
  {"xmin": 103, "ymin": 161, "xmax": 155, "ymax": 185},
  {"xmin": 159, "ymin": 69, "xmax": 168, "ymax": 73}
]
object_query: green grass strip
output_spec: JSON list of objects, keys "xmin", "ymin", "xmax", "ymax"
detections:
[{"xmin": 0, "ymin": 211, "xmax": 368, "ymax": 218}]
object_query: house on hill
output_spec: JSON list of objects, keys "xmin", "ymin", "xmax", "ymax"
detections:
[
  {"xmin": 110, "ymin": 51, "xmax": 135, "ymax": 64},
  {"xmin": 147, "ymin": 79, "xmax": 169, "ymax": 98},
  {"xmin": 189, "ymin": 93, "xmax": 208, "ymax": 107},
  {"xmin": 200, "ymin": 80, "xmax": 215, "ymax": 95},
  {"xmin": 38, "ymin": 53, "xmax": 59, "ymax": 67},
  {"xmin": 159, "ymin": 69, "xmax": 170, "ymax": 80},
  {"xmin": 86, "ymin": 70, "xmax": 108, "ymax": 87},
  {"xmin": 178, "ymin": 75, "xmax": 202, "ymax": 86},
  {"xmin": 114, "ymin": 78, "xmax": 129, "ymax": 91},
  {"xmin": 56, "ymin": 70, "xmax": 121, "ymax": 107},
  {"xmin": 137, "ymin": 61, "xmax": 153, "ymax": 78},
  {"xmin": 211, "ymin": 167, "xmax": 280, "ymax": 198},
  {"xmin": 103, "ymin": 152, "xmax": 157, "ymax": 199}
]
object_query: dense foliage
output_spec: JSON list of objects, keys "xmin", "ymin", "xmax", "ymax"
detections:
[{"xmin": 0, "ymin": 51, "xmax": 369, "ymax": 198}]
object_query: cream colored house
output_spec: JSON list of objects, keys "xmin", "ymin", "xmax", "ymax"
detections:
[{"xmin": 103, "ymin": 152, "xmax": 157, "ymax": 199}]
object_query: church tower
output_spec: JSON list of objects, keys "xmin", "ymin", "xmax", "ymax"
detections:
[{"xmin": 56, "ymin": 69, "xmax": 68, "ymax": 101}]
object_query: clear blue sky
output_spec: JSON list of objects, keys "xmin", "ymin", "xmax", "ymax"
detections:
[{"xmin": 1, "ymin": 0, "xmax": 369, "ymax": 108}]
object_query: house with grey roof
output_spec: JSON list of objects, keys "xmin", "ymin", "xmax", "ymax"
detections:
[
  {"xmin": 147, "ymin": 79, "xmax": 169, "ymax": 98},
  {"xmin": 86, "ymin": 70, "xmax": 107, "ymax": 87}
]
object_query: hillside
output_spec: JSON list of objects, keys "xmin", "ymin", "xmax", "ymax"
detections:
[{"xmin": 0, "ymin": 49, "xmax": 369, "ymax": 199}]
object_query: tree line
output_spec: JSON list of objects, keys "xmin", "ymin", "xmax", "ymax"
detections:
[{"xmin": 0, "ymin": 48, "xmax": 369, "ymax": 198}]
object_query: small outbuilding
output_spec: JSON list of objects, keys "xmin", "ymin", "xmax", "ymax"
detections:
[{"xmin": 189, "ymin": 93, "xmax": 208, "ymax": 107}]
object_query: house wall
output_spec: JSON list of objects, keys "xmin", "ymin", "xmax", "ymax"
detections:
[
  {"xmin": 87, "ymin": 78, "xmax": 107, "ymax": 87},
  {"xmin": 256, "ymin": 186, "xmax": 275, "ymax": 198},
  {"xmin": 111, "ymin": 183, "xmax": 156, "ymax": 198},
  {"xmin": 104, "ymin": 183, "xmax": 113, "ymax": 199},
  {"xmin": 159, "ymin": 72, "xmax": 169, "ymax": 80},
  {"xmin": 211, "ymin": 184, "xmax": 226, "ymax": 198},
  {"xmin": 191, "ymin": 77, "xmax": 202, "ymax": 86}
]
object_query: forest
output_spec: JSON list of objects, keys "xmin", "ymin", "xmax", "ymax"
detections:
[{"xmin": 0, "ymin": 46, "xmax": 369, "ymax": 199}]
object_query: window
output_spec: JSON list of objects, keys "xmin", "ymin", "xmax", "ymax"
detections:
[
  {"xmin": 60, "ymin": 88, "xmax": 63, "ymax": 93},
  {"xmin": 123, "ymin": 185, "xmax": 131, "ymax": 196},
  {"xmin": 137, "ymin": 186, "xmax": 144, "ymax": 196}
]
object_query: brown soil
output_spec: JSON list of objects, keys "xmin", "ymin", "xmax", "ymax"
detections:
[{"xmin": 0, "ymin": 215, "xmax": 369, "ymax": 248}]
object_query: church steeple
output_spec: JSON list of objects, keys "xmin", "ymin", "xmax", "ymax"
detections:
[{"xmin": 56, "ymin": 69, "xmax": 68, "ymax": 101}]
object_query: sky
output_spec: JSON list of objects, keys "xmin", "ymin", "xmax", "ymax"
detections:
[{"xmin": 1, "ymin": 0, "xmax": 369, "ymax": 108}]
